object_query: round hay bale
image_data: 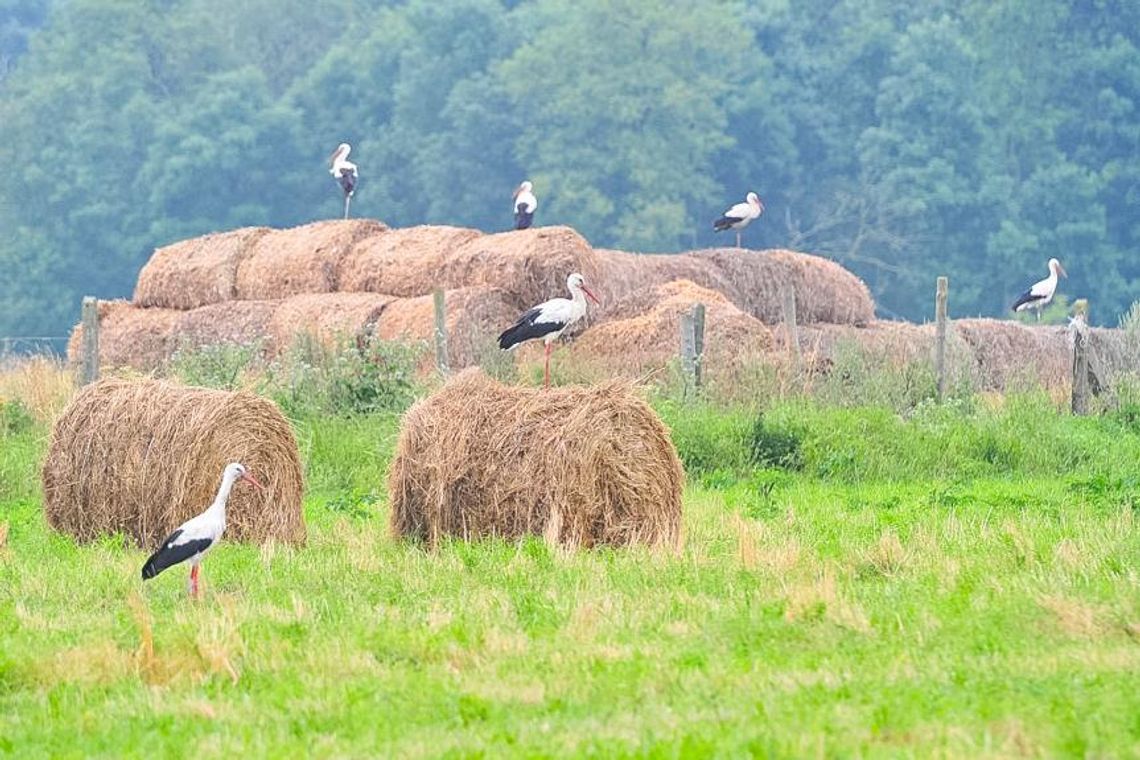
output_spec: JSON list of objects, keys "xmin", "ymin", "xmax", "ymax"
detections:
[
  {"xmin": 234, "ymin": 219, "xmax": 386, "ymax": 300},
  {"xmin": 374, "ymin": 287, "xmax": 518, "ymax": 370},
  {"xmin": 389, "ymin": 369, "xmax": 683, "ymax": 550},
  {"xmin": 268, "ymin": 292, "xmax": 393, "ymax": 353},
  {"xmin": 953, "ymin": 319, "xmax": 1071, "ymax": 390},
  {"xmin": 789, "ymin": 321, "xmax": 936, "ymax": 367},
  {"xmin": 42, "ymin": 378, "xmax": 305, "ymax": 547},
  {"xmin": 445, "ymin": 226, "xmax": 603, "ymax": 311},
  {"xmin": 695, "ymin": 248, "xmax": 874, "ymax": 326},
  {"xmin": 173, "ymin": 300, "xmax": 278, "ymax": 355},
  {"xmin": 67, "ymin": 300, "xmax": 181, "ymax": 372},
  {"xmin": 133, "ymin": 226, "xmax": 272, "ymax": 310},
  {"xmin": 593, "ymin": 247, "xmax": 874, "ymax": 326},
  {"xmin": 337, "ymin": 225, "xmax": 484, "ymax": 295},
  {"xmin": 570, "ymin": 280, "xmax": 772, "ymax": 375}
]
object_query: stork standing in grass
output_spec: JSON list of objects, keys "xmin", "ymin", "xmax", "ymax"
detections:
[
  {"xmin": 141, "ymin": 462, "xmax": 264, "ymax": 599},
  {"xmin": 329, "ymin": 142, "xmax": 358, "ymax": 220},
  {"xmin": 498, "ymin": 272, "xmax": 601, "ymax": 388},
  {"xmin": 712, "ymin": 191, "xmax": 765, "ymax": 248},
  {"xmin": 1012, "ymin": 258, "xmax": 1067, "ymax": 321},
  {"xmin": 513, "ymin": 180, "xmax": 537, "ymax": 230}
]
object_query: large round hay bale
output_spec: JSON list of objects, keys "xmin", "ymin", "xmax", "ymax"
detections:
[
  {"xmin": 234, "ymin": 219, "xmax": 386, "ymax": 300},
  {"xmin": 592, "ymin": 247, "xmax": 874, "ymax": 326},
  {"xmin": 570, "ymin": 280, "xmax": 772, "ymax": 375},
  {"xmin": 268, "ymin": 292, "xmax": 393, "ymax": 353},
  {"xmin": 374, "ymin": 287, "xmax": 517, "ymax": 369},
  {"xmin": 697, "ymin": 248, "xmax": 874, "ymax": 326},
  {"xmin": 174, "ymin": 300, "xmax": 278, "ymax": 355},
  {"xmin": 337, "ymin": 225, "xmax": 484, "ymax": 294},
  {"xmin": 67, "ymin": 300, "xmax": 181, "ymax": 371},
  {"xmin": 389, "ymin": 369, "xmax": 683, "ymax": 550},
  {"xmin": 42, "ymin": 379, "xmax": 305, "ymax": 547},
  {"xmin": 953, "ymin": 319, "xmax": 1071, "ymax": 390},
  {"xmin": 446, "ymin": 226, "xmax": 604, "ymax": 311},
  {"xmin": 133, "ymin": 226, "xmax": 271, "ymax": 310}
]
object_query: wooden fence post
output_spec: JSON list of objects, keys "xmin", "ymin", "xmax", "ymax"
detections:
[
  {"xmin": 432, "ymin": 288, "xmax": 450, "ymax": 377},
  {"xmin": 1071, "ymin": 298, "xmax": 1090, "ymax": 415},
  {"xmin": 679, "ymin": 303, "xmax": 705, "ymax": 397},
  {"xmin": 782, "ymin": 287, "xmax": 800, "ymax": 367},
  {"xmin": 935, "ymin": 276, "xmax": 948, "ymax": 400},
  {"xmin": 80, "ymin": 296, "xmax": 100, "ymax": 386},
  {"xmin": 692, "ymin": 302, "xmax": 705, "ymax": 390}
]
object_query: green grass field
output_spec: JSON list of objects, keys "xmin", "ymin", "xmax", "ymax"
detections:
[{"xmin": 2, "ymin": 384, "xmax": 1139, "ymax": 757}]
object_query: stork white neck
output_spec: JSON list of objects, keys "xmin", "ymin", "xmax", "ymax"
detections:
[{"xmin": 206, "ymin": 467, "xmax": 243, "ymax": 520}]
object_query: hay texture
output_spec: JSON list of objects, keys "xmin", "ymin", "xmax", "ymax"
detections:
[
  {"xmin": 340, "ymin": 225, "xmax": 601, "ymax": 311},
  {"xmin": 338, "ymin": 225, "xmax": 484, "ymax": 295},
  {"xmin": 234, "ymin": 219, "xmax": 386, "ymax": 301},
  {"xmin": 269, "ymin": 292, "xmax": 392, "ymax": 352},
  {"xmin": 67, "ymin": 300, "xmax": 181, "ymax": 371},
  {"xmin": 375, "ymin": 287, "xmax": 517, "ymax": 369},
  {"xmin": 953, "ymin": 319, "xmax": 1071, "ymax": 390},
  {"xmin": 571, "ymin": 281, "xmax": 772, "ymax": 375},
  {"xmin": 42, "ymin": 379, "xmax": 304, "ymax": 548},
  {"xmin": 134, "ymin": 226, "xmax": 271, "ymax": 310},
  {"xmin": 174, "ymin": 300, "xmax": 277, "ymax": 354},
  {"xmin": 389, "ymin": 369, "xmax": 683, "ymax": 550},
  {"xmin": 592, "ymin": 248, "xmax": 874, "ymax": 326}
]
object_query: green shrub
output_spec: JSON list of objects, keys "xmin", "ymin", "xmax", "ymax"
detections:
[
  {"xmin": 169, "ymin": 341, "xmax": 264, "ymax": 390},
  {"xmin": 0, "ymin": 399, "xmax": 34, "ymax": 436},
  {"xmin": 266, "ymin": 333, "xmax": 424, "ymax": 417},
  {"xmin": 654, "ymin": 400, "xmax": 753, "ymax": 479},
  {"xmin": 748, "ymin": 414, "xmax": 802, "ymax": 470}
]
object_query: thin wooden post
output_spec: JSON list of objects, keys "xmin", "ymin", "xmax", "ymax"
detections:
[
  {"xmin": 432, "ymin": 288, "xmax": 449, "ymax": 377},
  {"xmin": 80, "ymin": 297, "xmax": 100, "ymax": 386},
  {"xmin": 782, "ymin": 287, "xmax": 800, "ymax": 367},
  {"xmin": 692, "ymin": 303, "xmax": 705, "ymax": 390},
  {"xmin": 935, "ymin": 276, "xmax": 948, "ymax": 400},
  {"xmin": 1071, "ymin": 298, "xmax": 1090, "ymax": 415}
]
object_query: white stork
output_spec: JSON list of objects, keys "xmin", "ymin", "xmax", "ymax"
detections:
[
  {"xmin": 1012, "ymin": 258, "xmax": 1067, "ymax": 321},
  {"xmin": 513, "ymin": 180, "xmax": 538, "ymax": 230},
  {"xmin": 713, "ymin": 191, "xmax": 765, "ymax": 248},
  {"xmin": 329, "ymin": 142, "xmax": 359, "ymax": 219},
  {"xmin": 141, "ymin": 462, "xmax": 264, "ymax": 599},
  {"xmin": 498, "ymin": 272, "xmax": 601, "ymax": 387}
]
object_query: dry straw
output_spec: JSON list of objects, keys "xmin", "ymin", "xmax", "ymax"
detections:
[
  {"xmin": 592, "ymin": 247, "xmax": 875, "ymax": 326},
  {"xmin": 67, "ymin": 300, "xmax": 182, "ymax": 371},
  {"xmin": 134, "ymin": 226, "xmax": 271, "ymax": 310},
  {"xmin": 389, "ymin": 369, "xmax": 683, "ymax": 550},
  {"xmin": 953, "ymin": 319, "xmax": 1071, "ymax": 390},
  {"xmin": 234, "ymin": 219, "xmax": 386, "ymax": 301},
  {"xmin": 42, "ymin": 378, "xmax": 305, "ymax": 548},
  {"xmin": 375, "ymin": 286, "xmax": 517, "ymax": 369},
  {"xmin": 268, "ymin": 292, "xmax": 393, "ymax": 353},
  {"xmin": 570, "ymin": 280, "xmax": 772, "ymax": 374}
]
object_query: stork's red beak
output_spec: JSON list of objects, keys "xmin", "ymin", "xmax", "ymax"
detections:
[
  {"xmin": 328, "ymin": 147, "xmax": 342, "ymax": 165},
  {"xmin": 583, "ymin": 285, "xmax": 601, "ymax": 306},
  {"xmin": 1057, "ymin": 262, "xmax": 1068, "ymax": 278},
  {"xmin": 241, "ymin": 472, "xmax": 266, "ymax": 491}
]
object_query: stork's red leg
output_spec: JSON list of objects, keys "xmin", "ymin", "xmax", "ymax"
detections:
[
  {"xmin": 189, "ymin": 564, "xmax": 200, "ymax": 599},
  {"xmin": 544, "ymin": 343, "xmax": 552, "ymax": 388}
]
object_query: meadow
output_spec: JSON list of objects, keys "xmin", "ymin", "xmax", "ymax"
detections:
[{"xmin": 1, "ymin": 355, "xmax": 1139, "ymax": 758}]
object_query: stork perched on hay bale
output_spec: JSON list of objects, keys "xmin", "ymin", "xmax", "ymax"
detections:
[
  {"xmin": 329, "ymin": 142, "xmax": 358, "ymax": 219},
  {"xmin": 513, "ymin": 180, "xmax": 537, "ymax": 230},
  {"xmin": 713, "ymin": 191, "xmax": 765, "ymax": 248},
  {"xmin": 141, "ymin": 462, "xmax": 264, "ymax": 599},
  {"xmin": 499, "ymin": 272, "xmax": 601, "ymax": 387},
  {"xmin": 1012, "ymin": 258, "xmax": 1067, "ymax": 321}
]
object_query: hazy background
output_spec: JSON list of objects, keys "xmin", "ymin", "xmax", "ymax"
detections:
[{"xmin": 1, "ymin": 0, "xmax": 1137, "ymax": 341}]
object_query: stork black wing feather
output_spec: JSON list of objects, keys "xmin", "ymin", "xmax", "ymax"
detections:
[
  {"xmin": 141, "ymin": 530, "xmax": 213, "ymax": 580},
  {"xmin": 498, "ymin": 307, "xmax": 565, "ymax": 349},
  {"xmin": 713, "ymin": 215, "xmax": 743, "ymax": 232},
  {"xmin": 1011, "ymin": 289, "xmax": 1045, "ymax": 312}
]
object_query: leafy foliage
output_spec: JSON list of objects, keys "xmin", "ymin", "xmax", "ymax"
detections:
[{"xmin": 2, "ymin": 0, "xmax": 1139, "ymax": 337}]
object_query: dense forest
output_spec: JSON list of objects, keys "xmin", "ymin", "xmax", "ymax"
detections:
[{"xmin": 1, "ymin": 0, "xmax": 1137, "ymax": 339}]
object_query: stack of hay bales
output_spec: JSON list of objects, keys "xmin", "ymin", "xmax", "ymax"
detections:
[
  {"xmin": 42, "ymin": 378, "xmax": 305, "ymax": 547},
  {"xmin": 71, "ymin": 221, "xmax": 597, "ymax": 373},
  {"xmin": 389, "ymin": 369, "xmax": 683, "ymax": 550}
]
